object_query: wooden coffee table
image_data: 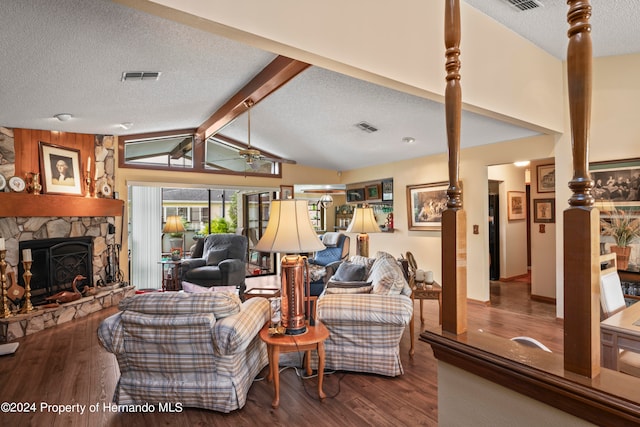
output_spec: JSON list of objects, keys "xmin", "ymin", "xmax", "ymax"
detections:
[
  {"xmin": 409, "ymin": 281, "xmax": 442, "ymax": 357},
  {"xmin": 259, "ymin": 321, "xmax": 329, "ymax": 408}
]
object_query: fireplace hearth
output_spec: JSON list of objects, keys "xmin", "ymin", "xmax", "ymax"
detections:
[{"xmin": 18, "ymin": 237, "xmax": 93, "ymax": 305}]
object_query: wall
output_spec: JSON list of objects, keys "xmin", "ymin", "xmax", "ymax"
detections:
[
  {"xmin": 487, "ymin": 164, "xmax": 528, "ymax": 280},
  {"xmin": 530, "ymin": 158, "xmax": 556, "ymax": 301}
]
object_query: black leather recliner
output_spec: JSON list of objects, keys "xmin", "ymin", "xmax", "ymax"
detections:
[{"xmin": 181, "ymin": 234, "xmax": 248, "ymax": 298}]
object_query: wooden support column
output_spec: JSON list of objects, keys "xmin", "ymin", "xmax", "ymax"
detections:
[
  {"xmin": 563, "ymin": 0, "xmax": 600, "ymax": 377},
  {"xmin": 441, "ymin": 0, "xmax": 467, "ymax": 335}
]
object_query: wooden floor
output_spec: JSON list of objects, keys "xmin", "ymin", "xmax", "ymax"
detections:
[{"xmin": 0, "ymin": 276, "xmax": 562, "ymax": 426}]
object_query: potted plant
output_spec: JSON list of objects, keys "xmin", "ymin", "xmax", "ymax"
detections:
[{"xmin": 601, "ymin": 209, "xmax": 640, "ymax": 270}]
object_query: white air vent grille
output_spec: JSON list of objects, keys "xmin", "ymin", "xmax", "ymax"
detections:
[
  {"xmin": 121, "ymin": 71, "xmax": 161, "ymax": 81},
  {"xmin": 504, "ymin": 0, "xmax": 543, "ymax": 11},
  {"xmin": 355, "ymin": 121, "xmax": 378, "ymax": 133}
]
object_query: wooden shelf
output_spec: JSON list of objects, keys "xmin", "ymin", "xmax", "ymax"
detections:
[{"xmin": 0, "ymin": 192, "xmax": 123, "ymax": 217}]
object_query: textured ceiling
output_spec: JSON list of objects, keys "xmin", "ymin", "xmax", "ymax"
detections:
[{"xmin": 0, "ymin": 1, "xmax": 638, "ymax": 171}]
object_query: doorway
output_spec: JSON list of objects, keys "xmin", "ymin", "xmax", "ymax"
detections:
[{"xmin": 488, "ymin": 181, "xmax": 500, "ymax": 280}]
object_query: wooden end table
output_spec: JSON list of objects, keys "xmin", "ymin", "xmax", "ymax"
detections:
[
  {"xmin": 409, "ymin": 281, "xmax": 442, "ymax": 357},
  {"xmin": 259, "ymin": 321, "xmax": 329, "ymax": 408},
  {"xmin": 158, "ymin": 259, "xmax": 183, "ymax": 291},
  {"xmin": 244, "ymin": 287, "xmax": 281, "ymax": 299}
]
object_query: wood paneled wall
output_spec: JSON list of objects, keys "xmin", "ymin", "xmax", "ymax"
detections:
[{"xmin": 12, "ymin": 128, "xmax": 94, "ymax": 178}]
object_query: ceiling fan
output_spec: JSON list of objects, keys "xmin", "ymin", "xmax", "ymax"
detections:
[{"xmin": 205, "ymin": 99, "xmax": 296, "ymax": 171}]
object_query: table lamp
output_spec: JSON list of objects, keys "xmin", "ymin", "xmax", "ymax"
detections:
[
  {"xmin": 346, "ymin": 206, "xmax": 381, "ymax": 257},
  {"xmin": 254, "ymin": 199, "xmax": 325, "ymax": 335},
  {"xmin": 163, "ymin": 215, "xmax": 186, "ymax": 259}
]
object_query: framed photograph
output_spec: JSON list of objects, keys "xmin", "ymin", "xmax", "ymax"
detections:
[
  {"xmin": 537, "ymin": 164, "xmax": 555, "ymax": 193},
  {"xmin": 365, "ymin": 183, "xmax": 381, "ymax": 201},
  {"xmin": 39, "ymin": 142, "xmax": 83, "ymax": 195},
  {"xmin": 346, "ymin": 188, "xmax": 365, "ymax": 203},
  {"xmin": 507, "ymin": 191, "xmax": 526, "ymax": 221},
  {"xmin": 406, "ymin": 181, "xmax": 448, "ymax": 230},
  {"xmin": 279, "ymin": 185, "xmax": 293, "ymax": 200},
  {"xmin": 382, "ymin": 179, "xmax": 393, "ymax": 201},
  {"xmin": 533, "ymin": 198, "xmax": 555, "ymax": 223},
  {"xmin": 590, "ymin": 157, "xmax": 640, "ymax": 211}
]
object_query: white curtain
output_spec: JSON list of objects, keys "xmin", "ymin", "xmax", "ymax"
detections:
[{"xmin": 130, "ymin": 185, "xmax": 162, "ymax": 289}]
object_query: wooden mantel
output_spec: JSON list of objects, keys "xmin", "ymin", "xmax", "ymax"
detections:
[{"xmin": 0, "ymin": 193, "xmax": 123, "ymax": 217}]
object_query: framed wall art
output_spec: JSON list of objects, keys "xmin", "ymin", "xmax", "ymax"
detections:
[
  {"xmin": 533, "ymin": 198, "xmax": 555, "ymax": 223},
  {"xmin": 39, "ymin": 142, "xmax": 83, "ymax": 195},
  {"xmin": 279, "ymin": 185, "xmax": 294, "ymax": 200},
  {"xmin": 346, "ymin": 188, "xmax": 365, "ymax": 203},
  {"xmin": 382, "ymin": 179, "xmax": 393, "ymax": 201},
  {"xmin": 536, "ymin": 164, "xmax": 555, "ymax": 193},
  {"xmin": 507, "ymin": 191, "xmax": 526, "ymax": 221},
  {"xmin": 365, "ymin": 183, "xmax": 381, "ymax": 201},
  {"xmin": 589, "ymin": 157, "xmax": 640, "ymax": 212},
  {"xmin": 406, "ymin": 181, "xmax": 448, "ymax": 230}
]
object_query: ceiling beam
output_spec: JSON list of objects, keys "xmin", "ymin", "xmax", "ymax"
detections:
[{"xmin": 196, "ymin": 55, "xmax": 310, "ymax": 141}]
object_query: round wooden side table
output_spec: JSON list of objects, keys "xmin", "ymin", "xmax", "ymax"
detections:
[{"xmin": 259, "ymin": 321, "xmax": 329, "ymax": 408}]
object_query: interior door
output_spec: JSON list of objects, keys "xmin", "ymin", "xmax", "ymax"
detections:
[{"xmin": 488, "ymin": 193, "xmax": 500, "ymax": 280}]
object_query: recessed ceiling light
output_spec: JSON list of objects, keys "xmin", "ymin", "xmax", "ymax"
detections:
[
  {"xmin": 514, "ymin": 161, "xmax": 530, "ymax": 167},
  {"xmin": 402, "ymin": 136, "xmax": 416, "ymax": 144},
  {"xmin": 54, "ymin": 113, "xmax": 72, "ymax": 122},
  {"xmin": 119, "ymin": 122, "xmax": 133, "ymax": 130}
]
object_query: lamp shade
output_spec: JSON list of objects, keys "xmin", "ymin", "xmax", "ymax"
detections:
[
  {"xmin": 163, "ymin": 215, "xmax": 186, "ymax": 234},
  {"xmin": 346, "ymin": 207, "xmax": 381, "ymax": 234},
  {"xmin": 254, "ymin": 199, "xmax": 326, "ymax": 254}
]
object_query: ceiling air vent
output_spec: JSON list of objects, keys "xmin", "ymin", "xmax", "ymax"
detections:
[
  {"xmin": 121, "ymin": 71, "xmax": 161, "ymax": 82},
  {"xmin": 504, "ymin": 0, "xmax": 543, "ymax": 11},
  {"xmin": 355, "ymin": 121, "xmax": 378, "ymax": 133}
]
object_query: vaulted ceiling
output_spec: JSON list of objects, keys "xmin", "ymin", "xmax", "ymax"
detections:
[{"xmin": 1, "ymin": 0, "xmax": 639, "ymax": 171}]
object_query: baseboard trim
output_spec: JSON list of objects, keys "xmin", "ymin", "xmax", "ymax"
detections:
[
  {"xmin": 468, "ymin": 298, "xmax": 491, "ymax": 307},
  {"xmin": 499, "ymin": 273, "xmax": 530, "ymax": 282},
  {"xmin": 531, "ymin": 294, "xmax": 556, "ymax": 304}
]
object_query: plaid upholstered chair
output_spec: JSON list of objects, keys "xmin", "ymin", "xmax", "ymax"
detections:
[
  {"xmin": 316, "ymin": 251, "xmax": 413, "ymax": 377},
  {"xmin": 98, "ymin": 292, "xmax": 269, "ymax": 412}
]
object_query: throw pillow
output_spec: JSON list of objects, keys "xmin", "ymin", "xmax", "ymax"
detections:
[
  {"xmin": 191, "ymin": 238, "xmax": 205, "ymax": 259},
  {"xmin": 332, "ymin": 261, "xmax": 367, "ymax": 282},
  {"xmin": 206, "ymin": 248, "xmax": 228, "ymax": 266},
  {"xmin": 369, "ymin": 254, "xmax": 407, "ymax": 295},
  {"xmin": 181, "ymin": 281, "xmax": 214, "ymax": 293},
  {"xmin": 349, "ymin": 255, "xmax": 375, "ymax": 276}
]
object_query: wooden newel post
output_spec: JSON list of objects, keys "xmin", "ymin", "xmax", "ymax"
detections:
[
  {"xmin": 563, "ymin": 0, "xmax": 600, "ymax": 377},
  {"xmin": 441, "ymin": 0, "xmax": 467, "ymax": 335}
]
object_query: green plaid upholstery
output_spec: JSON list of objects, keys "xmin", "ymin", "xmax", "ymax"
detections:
[{"xmin": 98, "ymin": 293, "xmax": 269, "ymax": 413}]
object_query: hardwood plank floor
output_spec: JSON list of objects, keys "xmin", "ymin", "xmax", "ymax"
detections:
[{"xmin": 0, "ymin": 276, "xmax": 561, "ymax": 426}]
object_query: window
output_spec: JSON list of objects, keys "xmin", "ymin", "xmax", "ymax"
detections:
[{"xmin": 121, "ymin": 131, "xmax": 195, "ymax": 170}]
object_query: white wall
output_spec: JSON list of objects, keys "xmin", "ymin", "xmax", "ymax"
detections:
[{"xmin": 488, "ymin": 164, "xmax": 528, "ymax": 280}]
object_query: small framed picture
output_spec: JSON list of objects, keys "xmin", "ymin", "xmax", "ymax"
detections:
[
  {"xmin": 39, "ymin": 142, "xmax": 83, "ymax": 195},
  {"xmin": 507, "ymin": 191, "xmax": 526, "ymax": 221},
  {"xmin": 279, "ymin": 185, "xmax": 293, "ymax": 199},
  {"xmin": 533, "ymin": 198, "xmax": 555, "ymax": 223},
  {"xmin": 382, "ymin": 179, "xmax": 393, "ymax": 201},
  {"xmin": 365, "ymin": 183, "xmax": 381, "ymax": 201},
  {"xmin": 347, "ymin": 188, "xmax": 365, "ymax": 203},
  {"xmin": 406, "ymin": 181, "xmax": 448, "ymax": 230},
  {"xmin": 536, "ymin": 164, "xmax": 555, "ymax": 193}
]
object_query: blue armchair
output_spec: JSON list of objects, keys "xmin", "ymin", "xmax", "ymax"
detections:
[{"xmin": 307, "ymin": 232, "xmax": 350, "ymax": 296}]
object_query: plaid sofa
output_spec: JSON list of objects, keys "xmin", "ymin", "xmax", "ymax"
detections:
[
  {"xmin": 97, "ymin": 292, "xmax": 269, "ymax": 413},
  {"xmin": 316, "ymin": 252, "xmax": 413, "ymax": 377}
]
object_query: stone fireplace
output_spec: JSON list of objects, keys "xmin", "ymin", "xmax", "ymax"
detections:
[{"xmin": 18, "ymin": 236, "xmax": 93, "ymax": 305}]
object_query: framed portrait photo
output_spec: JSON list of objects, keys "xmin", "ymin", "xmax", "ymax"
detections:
[
  {"xmin": 507, "ymin": 191, "xmax": 526, "ymax": 221},
  {"xmin": 279, "ymin": 185, "xmax": 294, "ymax": 200},
  {"xmin": 536, "ymin": 164, "xmax": 555, "ymax": 193},
  {"xmin": 406, "ymin": 181, "xmax": 448, "ymax": 230},
  {"xmin": 39, "ymin": 142, "xmax": 83, "ymax": 195},
  {"xmin": 533, "ymin": 198, "xmax": 555, "ymax": 223}
]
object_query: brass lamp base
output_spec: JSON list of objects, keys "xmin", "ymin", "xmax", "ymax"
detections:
[
  {"xmin": 356, "ymin": 233, "xmax": 370, "ymax": 258},
  {"xmin": 280, "ymin": 254, "xmax": 309, "ymax": 335}
]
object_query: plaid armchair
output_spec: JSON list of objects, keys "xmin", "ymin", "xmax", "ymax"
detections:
[
  {"xmin": 97, "ymin": 292, "xmax": 269, "ymax": 413},
  {"xmin": 316, "ymin": 252, "xmax": 413, "ymax": 377}
]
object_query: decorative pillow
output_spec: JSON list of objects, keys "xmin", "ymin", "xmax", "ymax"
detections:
[
  {"xmin": 206, "ymin": 248, "xmax": 228, "ymax": 266},
  {"xmin": 349, "ymin": 255, "xmax": 375, "ymax": 276},
  {"xmin": 191, "ymin": 238, "xmax": 205, "ymax": 259},
  {"xmin": 325, "ymin": 285, "xmax": 372, "ymax": 294},
  {"xmin": 181, "ymin": 281, "xmax": 214, "ymax": 293},
  {"xmin": 369, "ymin": 253, "xmax": 407, "ymax": 295},
  {"xmin": 332, "ymin": 261, "xmax": 367, "ymax": 282}
]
